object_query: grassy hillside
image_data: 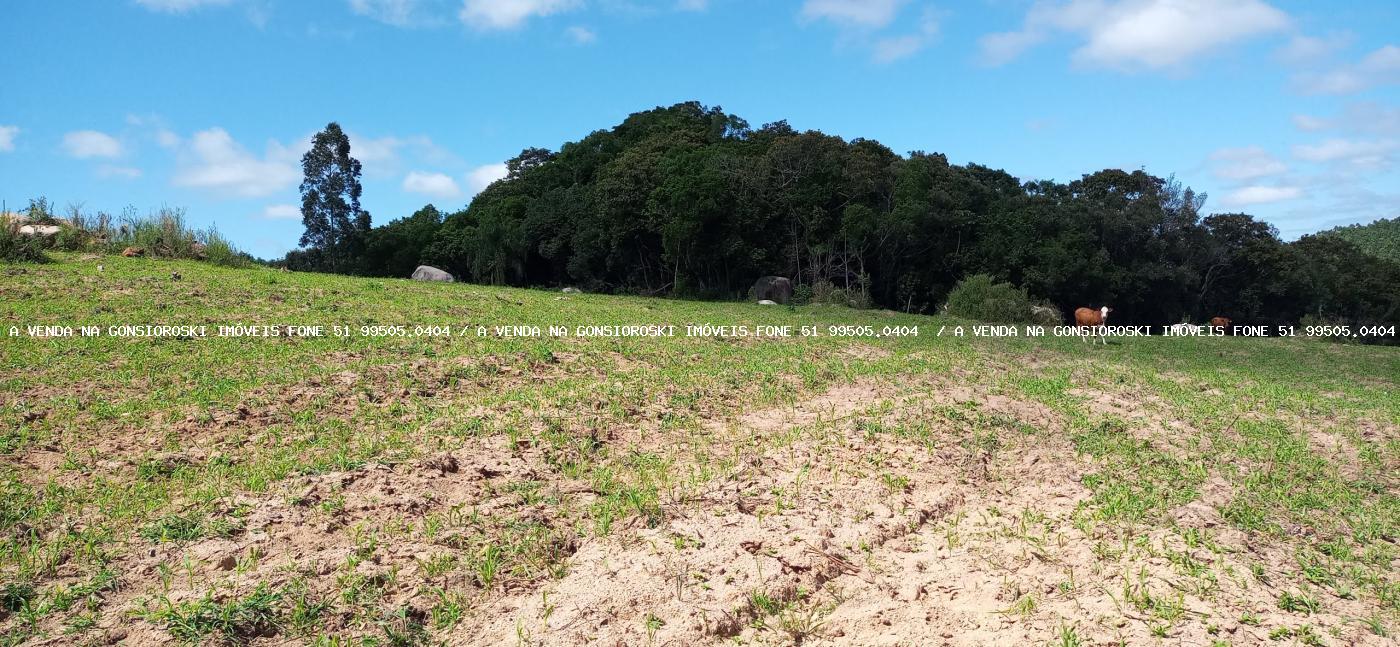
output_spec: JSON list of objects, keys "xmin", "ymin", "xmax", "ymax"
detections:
[
  {"xmin": 1320, "ymin": 217, "xmax": 1400, "ymax": 264},
  {"xmin": 1, "ymin": 255, "xmax": 1396, "ymax": 646}
]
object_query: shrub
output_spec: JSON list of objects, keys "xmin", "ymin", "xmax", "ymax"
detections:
[
  {"xmin": 791, "ymin": 283, "xmax": 814, "ymax": 306},
  {"xmin": 3, "ymin": 199, "xmax": 256, "ymax": 267},
  {"xmin": 52, "ymin": 223, "xmax": 91, "ymax": 252},
  {"xmin": 810, "ymin": 278, "xmax": 872, "ymax": 309},
  {"xmin": 0, "ymin": 217, "xmax": 49, "ymax": 263},
  {"xmin": 1299, "ymin": 313, "xmax": 1361, "ymax": 344},
  {"xmin": 24, "ymin": 196, "xmax": 56, "ymax": 223},
  {"xmin": 201, "ymin": 231, "xmax": 251, "ymax": 267},
  {"xmin": 1030, "ymin": 300, "xmax": 1064, "ymax": 326},
  {"xmin": 945, "ymin": 274, "xmax": 1035, "ymax": 323},
  {"xmin": 112, "ymin": 207, "xmax": 201, "ymax": 258},
  {"xmin": 106, "ymin": 207, "xmax": 252, "ymax": 267}
]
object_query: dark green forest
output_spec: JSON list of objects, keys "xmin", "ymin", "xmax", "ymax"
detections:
[
  {"xmin": 1320, "ymin": 217, "xmax": 1400, "ymax": 265},
  {"xmin": 283, "ymin": 102, "xmax": 1400, "ymax": 332}
]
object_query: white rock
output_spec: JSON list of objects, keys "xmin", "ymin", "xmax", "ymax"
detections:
[
  {"xmin": 410, "ymin": 265, "xmax": 455, "ymax": 282},
  {"xmin": 18, "ymin": 224, "xmax": 61, "ymax": 236}
]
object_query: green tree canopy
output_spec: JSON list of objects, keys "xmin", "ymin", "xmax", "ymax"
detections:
[{"xmin": 299, "ymin": 122, "xmax": 368, "ymax": 273}]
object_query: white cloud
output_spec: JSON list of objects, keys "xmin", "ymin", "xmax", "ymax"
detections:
[
  {"xmin": 1291, "ymin": 114, "xmax": 1329, "ymax": 132},
  {"xmin": 155, "ymin": 129, "xmax": 181, "ymax": 148},
  {"xmin": 350, "ymin": 134, "xmax": 404, "ymax": 167},
  {"xmin": 342, "ymin": 133, "xmax": 454, "ymax": 178},
  {"xmin": 97, "ymin": 165, "xmax": 143, "ymax": 180},
  {"xmin": 1295, "ymin": 44, "xmax": 1400, "ymax": 95},
  {"xmin": 800, "ymin": 0, "xmax": 905, "ymax": 29},
  {"xmin": 467, "ymin": 163, "xmax": 508, "ymax": 194},
  {"xmin": 0, "ymin": 125, "xmax": 17, "ymax": 152},
  {"xmin": 349, "ymin": 0, "xmax": 437, "ymax": 27},
  {"xmin": 1209, "ymin": 146, "xmax": 1287, "ymax": 181},
  {"xmin": 980, "ymin": 30, "xmax": 1046, "ymax": 66},
  {"xmin": 1221, "ymin": 185, "xmax": 1303, "ymax": 207},
  {"xmin": 403, "ymin": 171, "xmax": 462, "ymax": 198},
  {"xmin": 1275, "ymin": 32, "xmax": 1351, "ymax": 65},
  {"xmin": 566, "ymin": 25, "xmax": 596, "ymax": 44},
  {"xmin": 459, "ymin": 0, "xmax": 580, "ymax": 30},
  {"xmin": 980, "ymin": 0, "xmax": 1290, "ymax": 69},
  {"xmin": 1352, "ymin": 104, "xmax": 1400, "ymax": 134},
  {"xmin": 62, "ymin": 130, "xmax": 124, "ymax": 159},
  {"xmin": 872, "ymin": 34, "xmax": 925, "ymax": 63},
  {"xmin": 1294, "ymin": 102, "xmax": 1400, "ymax": 136},
  {"xmin": 133, "ymin": 0, "xmax": 233, "ymax": 12},
  {"xmin": 1292, "ymin": 138, "xmax": 1396, "ymax": 168},
  {"xmin": 261, "ymin": 204, "xmax": 301, "ymax": 220},
  {"xmin": 871, "ymin": 8, "xmax": 940, "ymax": 63},
  {"xmin": 172, "ymin": 128, "xmax": 301, "ymax": 197}
]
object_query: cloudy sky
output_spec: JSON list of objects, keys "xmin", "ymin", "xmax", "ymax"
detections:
[{"xmin": 2, "ymin": 0, "xmax": 1398, "ymax": 259}]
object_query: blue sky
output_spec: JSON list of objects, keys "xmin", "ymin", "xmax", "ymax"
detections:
[{"xmin": 2, "ymin": 0, "xmax": 1398, "ymax": 259}]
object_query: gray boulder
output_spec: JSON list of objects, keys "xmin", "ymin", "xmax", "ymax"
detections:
[
  {"xmin": 411, "ymin": 265, "xmax": 455, "ymax": 282},
  {"xmin": 752, "ymin": 276, "xmax": 793, "ymax": 305},
  {"xmin": 561, "ymin": 287, "xmax": 581, "ymax": 294},
  {"xmin": 757, "ymin": 299, "xmax": 778, "ymax": 305}
]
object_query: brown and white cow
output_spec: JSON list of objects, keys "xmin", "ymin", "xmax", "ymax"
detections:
[
  {"xmin": 1074, "ymin": 306, "xmax": 1112, "ymax": 345},
  {"xmin": 1210, "ymin": 316, "xmax": 1232, "ymax": 332}
]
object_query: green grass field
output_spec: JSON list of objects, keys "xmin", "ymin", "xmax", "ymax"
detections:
[{"xmin": 1, "ymin": 254, "xmax": 1396, "ymax": 646}]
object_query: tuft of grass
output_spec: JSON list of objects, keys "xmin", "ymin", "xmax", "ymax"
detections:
[
  {"xmin": 1277, "ymin": 591, "xmax": 1321, "ymax": 615},
  {"xmin": 1360, "ymin": 614, "xmax": 1390, "ymax": 637},
  {"xmin": 144, "ymin": 583, "xmax": 282, "ymax": 644},
  {"xmin": 0, "ymin": 583, "xmax": 36, "ymax": 613},
  {"xmin": 138, "ymin": 513, "xmax": 241, "ymax": 543}
]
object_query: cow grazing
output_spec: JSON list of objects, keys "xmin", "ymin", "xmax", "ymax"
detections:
[
  {"xmin": 1210, "ymin": 316, "xmax": 1232, "ymax": 332},
  {"xmin": 1074, "ymin": 306, "xmax": 1112, "ymax": 345}
]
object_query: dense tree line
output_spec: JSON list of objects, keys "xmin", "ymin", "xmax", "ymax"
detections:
[
  {"xmin": 284, "ymin": 103, "xmax": 1399, "ymax": 335},
  {"xmin": 1320, "ymin": 217, "xmax": 1400, "ymax": 265}
]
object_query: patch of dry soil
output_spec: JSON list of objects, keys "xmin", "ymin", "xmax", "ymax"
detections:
[{"xmin": 28, "ymin": 378, "xmax": 1394, "ymax": 646}]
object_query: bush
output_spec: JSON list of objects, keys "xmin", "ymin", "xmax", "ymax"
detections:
[
  {"xmin": 24, "ymin": 196, "xmax": 56, "ymax": 223},
  {"xmin": 52, "ymin": 223, "xmax": 91, "ymax": 252},
  {"xmin": 112, "ymin": 207, "xmax": 202, "ymax": 258},
  {"xmin": 1298, "ymin": 313, "xmax": 1366, "ymax": 344},
  {"xmin": 1030, "ymin": 301, "xmax": 1064, "ymax": 326},
  {"xmin": 945, "ymin": 274, "xmax": 1035, "ymax": 323},
  {"xmin": 200, "ymin": 231, "xmax": 251, "ymax": 267},
  {"xmin": 809, "ymin": 278, "xmax": 872, "ymax": 309},
  {"xmin": 2, "ymin": 198, "xmax": 254, "ymax": 267},
  {"xmin": 106, "ymin": 207, "xmax": 251, "ymax": 267},
  {"xmin": 0, "ymin": 218, "xmax": 49, "ymax": 263},
  {"xmin": 791, "ymin": 284, "xmax": 814, "ymax": 306}
]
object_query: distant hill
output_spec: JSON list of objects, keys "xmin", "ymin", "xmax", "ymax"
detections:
[{"xmin": 1319, "ymin": 217, "xmax": 1400, "ymax": 264}]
